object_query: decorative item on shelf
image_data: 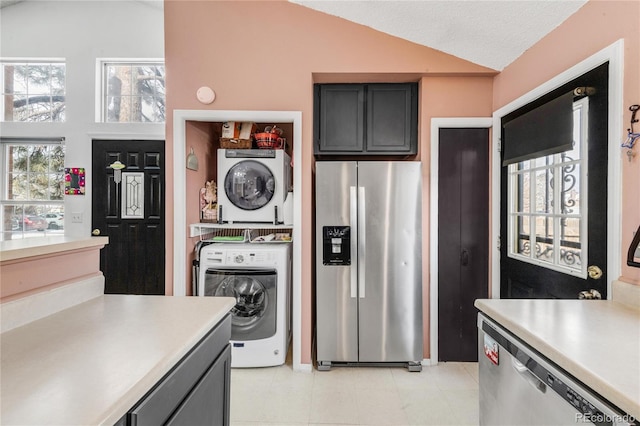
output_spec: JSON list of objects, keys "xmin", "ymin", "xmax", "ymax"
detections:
[
  {"xmin": 621, "ymin": 104, "xmax": 639, "ymax": 162},
  {"xmin": 64, "ymin": 167, "xmax": 85, "ymax": 195},
  {"xmin": 220, "ymin": 121, "xmax": 257, "ymax": 149},
  {"xmin": 186, "ymin": 147, "xmax": 199, "ymax": 171},
  {"xmin": 200, "ymin": 180, "xmax": 217, "ymax": 222},
  {"xmin": 255, "ymin": 125, "xmax": 285, "ymax": 149}
]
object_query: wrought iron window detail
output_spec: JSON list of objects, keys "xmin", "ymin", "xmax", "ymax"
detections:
[
  {"xmin": 518, "ymin": 235, "xmax": 582, "ymax": 267},
  {"xmin": 507, "ymin": 99, "xmax": 588, "ymax": 278}
]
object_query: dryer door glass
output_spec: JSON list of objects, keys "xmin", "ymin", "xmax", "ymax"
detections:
[{"xmin": 224, "ymin": 160, "xmax": 275, "ymax": 210}]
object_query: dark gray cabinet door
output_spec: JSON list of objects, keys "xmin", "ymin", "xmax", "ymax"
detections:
[
  {"xmin": 314, "ymin": 83, "xmax": 417, "ymax": 155},
  {"xmin": 166, "ymin": 345, "xmax": 231, "ymax": 426},
  {"xmin": 314, "ymin": 84, "xmax": 365, "ymax": 153},
  {"xmin": 366, "ymin": 83, "xmax": 417, "ymax": 153},
  {"xmin": 127, "ymin": 315, "xmax": 231, "ymax": 426}
]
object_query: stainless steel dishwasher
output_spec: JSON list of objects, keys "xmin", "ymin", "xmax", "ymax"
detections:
[{"xmin": 478, "ymin": 313, "xmax": 637, "ymax": 426}]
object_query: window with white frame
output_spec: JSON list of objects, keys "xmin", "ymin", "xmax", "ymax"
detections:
[
  {"xmin": 1, "ymin": 138, "xmax": 65, "ymax": 241},
  {"xmin": 507, "ymin": 98, "xmax": 589, "ymax": 277},
  {"xmin": 99, "ymin": 60, "xmax": 165, "ymax": 123},
  {"xmin": 1, "ymin": 60, "xmax": 66, "ymax": 122}
]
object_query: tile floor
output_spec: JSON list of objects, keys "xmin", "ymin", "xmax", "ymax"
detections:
[{"xmin": 230, "ymin": 361, "xmax": 479, "ymax": 426}]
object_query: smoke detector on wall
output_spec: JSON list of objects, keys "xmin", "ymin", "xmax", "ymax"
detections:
[{"xmin": 196, "ymin": 86, "xmax": 216, "ymax": 104}]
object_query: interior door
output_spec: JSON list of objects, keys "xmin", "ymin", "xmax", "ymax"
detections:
[
  {"xmin": 500, "ymin": 63, "xmax": 608, "ymax": 299},
  {"xmin": 92, "ymin": 139, "xmax": 165, "ymax": 295},
  {"xmin": 438, "ymin": 128, "xmax": 489, "ymax": 362},
  {"xmin": 357, "ymin": 162, "xmax": 423, "ymax": 363}
]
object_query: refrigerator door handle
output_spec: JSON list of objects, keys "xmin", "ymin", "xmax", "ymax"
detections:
[
  {"xmin": 350, "ymin": 186, "xmax": 358, "ymax": 299},
  {"xmin": 358, "ymin": 186, "xmax": 366, "ymax": 299}
]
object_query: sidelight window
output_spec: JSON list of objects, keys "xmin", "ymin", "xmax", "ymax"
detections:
[
  {"xmin": 0, "ymin": 138, "xmax": 66, "ymax": 241},
  {"xmin": 507, "ymin": 98, "xmax": 588, "ymax": 277}
]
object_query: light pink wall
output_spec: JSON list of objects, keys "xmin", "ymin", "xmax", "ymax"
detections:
[
  {"xmin": 164, "ymin": 0, "xmax": 495, "ymax": 363},
  {"xmin": 184, "ymin": 121, "xmax": 217, "ymax": 296},
  {"xmin": 0, "ymin": 248, "xmax": 103, "ymax": 301},
  {"xmin": 494, "ymin": 0, "xmax": 640, "ymax": 285}
]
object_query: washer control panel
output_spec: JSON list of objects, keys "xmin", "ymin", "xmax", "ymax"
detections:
[
  {"xmin": 227, "ymin": 250, "xmax": 275, "ymax": 265},
  {"xmin": 200, "ymin": 245, "xmax": 288, "ymax": 267}
]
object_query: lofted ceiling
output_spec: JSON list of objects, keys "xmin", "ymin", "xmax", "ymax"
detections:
[
  {"xmin": 290, "ymin": 0, "xmax": 587, "ymax": 71},
  {"xmin": 1, "ymin": 0, "xmax": 588, "ymax": 71}
]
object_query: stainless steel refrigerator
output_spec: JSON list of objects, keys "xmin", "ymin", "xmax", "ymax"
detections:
[{"xmin": 315, "ymin": 161, "xmax": 423, "ymax": 371}]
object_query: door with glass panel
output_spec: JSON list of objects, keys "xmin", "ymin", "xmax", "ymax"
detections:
[
  {"xmin": 500, "ymin": 63, "xmax": 608, "ymax": 299},
  {"xmin": 92, "ymin": 139, "xmax": 165, "ymax": 295}
]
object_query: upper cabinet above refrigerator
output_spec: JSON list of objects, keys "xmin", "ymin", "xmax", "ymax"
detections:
[{"xmin": 313, "ymin": 83, "xmax": 418, "ymax": 156}]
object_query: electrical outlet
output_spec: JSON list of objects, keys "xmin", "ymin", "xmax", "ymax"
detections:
[{"xmin": 71, "ymin": 212, "xmax": 83, "ymax": 223}]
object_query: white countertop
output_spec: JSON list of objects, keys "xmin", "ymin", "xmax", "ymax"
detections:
[
  {"xmin": 475, "ymin": 299, "xmax": 640, "ymax": 418},
  {"xmin": 0, "ymin": 236, "xmax": 109, "ymax": 262},
  {"xmin": 0, "ymin": 295, "xmax": 235, "ymax": 425}
]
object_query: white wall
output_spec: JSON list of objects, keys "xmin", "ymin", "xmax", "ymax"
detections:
[{"xmin": 0, "ymin": 0, "xmax": 165, "ymax": 237}]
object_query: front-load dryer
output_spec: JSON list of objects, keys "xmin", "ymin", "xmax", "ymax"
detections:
[
  {"xmin": 217, "ymin": 149, "xmax": 291, "ymax": 224},
  {"xmin": 198, "ymin": 243, "xmax": 292, "ymax": 367}
]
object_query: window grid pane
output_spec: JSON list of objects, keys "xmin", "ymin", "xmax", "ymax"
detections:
[
  {"xmin": 102, "ymin": 61, "xmax": 165, "ymax": 123},
  {"xmin": 1, "ymin": 61, "xmax": 66, "ymax": 122},
  {"xmin": 2, "ymin": 143, "xmax": 65, "ymax": 241},
  {"xmin": 506, "ymin": 100, "xmax": 587, "ymax": 277}
]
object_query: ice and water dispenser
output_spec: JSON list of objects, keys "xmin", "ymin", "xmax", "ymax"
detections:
[{"xmin": 322, "ymin": 226, "xmax": 351, "ymax": 265}]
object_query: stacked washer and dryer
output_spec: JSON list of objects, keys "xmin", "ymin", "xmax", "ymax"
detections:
[{"xmin": 196, "ymin": 148, "xmax": 293, "ymax": 368}]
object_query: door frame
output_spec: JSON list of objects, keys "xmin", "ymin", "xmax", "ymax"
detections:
[
  {"xmin": 490, "ymin": 40, "xmax": 624, "ymax": 300},
  {"xmin": 429, "ymin": 117, "xmax": 492, "ymax": 366}
]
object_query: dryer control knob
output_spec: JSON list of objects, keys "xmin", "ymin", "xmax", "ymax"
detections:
[{"xmin": 234, "ymin": 254, "xmax": 244, "ymax": 263}]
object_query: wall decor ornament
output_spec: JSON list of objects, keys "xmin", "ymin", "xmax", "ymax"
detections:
[{"xmin": 64, "ymin": 167, "xmax": 85, "ymax": 195}]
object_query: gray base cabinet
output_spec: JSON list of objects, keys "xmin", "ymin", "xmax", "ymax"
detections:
[
  {"xmin": 118, "ymin": 314, "xmax": 232, "ymax": 426},
  {"xmin": 314, "ymin": 83, "xmax": 418, "ymax": 156}
]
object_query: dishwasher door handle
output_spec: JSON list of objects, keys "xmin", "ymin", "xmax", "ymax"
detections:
[{"xmin": 512, "ymin": 357, "xmax": 547, "ymax": 394}]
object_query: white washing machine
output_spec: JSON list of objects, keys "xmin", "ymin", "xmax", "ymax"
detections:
[
  {"xmin": 217, "ymin": 149, "xmax": 292, "ymax": 224},
  {"xmin": 198, "ymin": 243, "xmax": 292, "ymax": 367}
]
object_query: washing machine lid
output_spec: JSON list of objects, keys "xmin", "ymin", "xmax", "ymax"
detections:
[{"xmin": 223, "ymin": 159, "xmax": 275, "ymax": 211}]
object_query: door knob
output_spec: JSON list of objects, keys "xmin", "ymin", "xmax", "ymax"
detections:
[
  {"xmin": 461, "ymin": 249, "xmax": 469, "ymax": 266},
  {"xmin": 587, "ymin": 265, "xmax": 603, "ymax": 279},
  {"xmin": 579, "ymin": 289, "xmax": 602, "ymax": 300},
  {"xmin": 92, "ymin": 229, "xmax": 101, "ymax": 236}
]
